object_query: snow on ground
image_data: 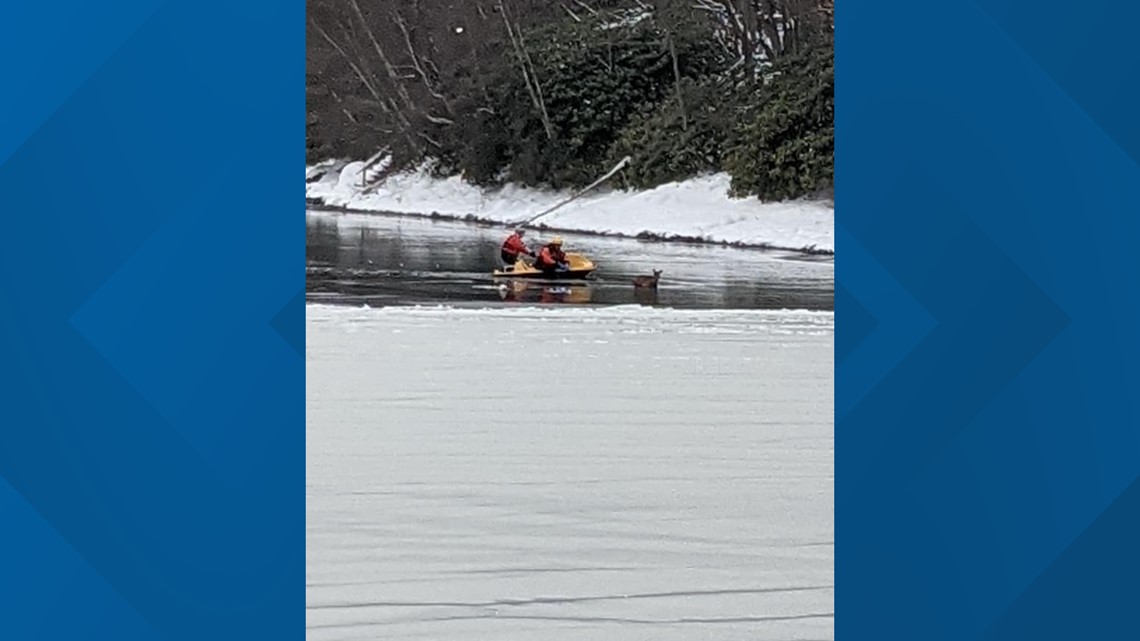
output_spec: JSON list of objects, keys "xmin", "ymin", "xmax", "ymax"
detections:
[
  {"xmin": 307, "ymin": 162, "xmax": 834, "ymax": 252},
  {"xmin": 307, "ymin": 304, "xmax": 834, "ymax": 640}
]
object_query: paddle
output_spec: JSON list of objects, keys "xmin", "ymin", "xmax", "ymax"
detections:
[{"xmin": 512, "ymin": 156, "xmax": 631, "ymax": 229}]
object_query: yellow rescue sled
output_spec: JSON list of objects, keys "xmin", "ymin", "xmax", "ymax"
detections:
[{"xmin": 492, "ymin": 253, "xmax": 597, "ymax": 280}]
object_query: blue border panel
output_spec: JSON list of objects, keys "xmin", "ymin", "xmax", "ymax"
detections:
[
  {"xmin": 0, "ymin": 1, "xmax": 302, "ymax": 639},
  {"xmin": 839, "ymin": 0, "xmax": 1140, "ymax": 639}
]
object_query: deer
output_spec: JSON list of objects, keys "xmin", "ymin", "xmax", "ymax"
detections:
[{"xmin": 632, "ymin": 269, "xmax": 662, "ymax": 289}]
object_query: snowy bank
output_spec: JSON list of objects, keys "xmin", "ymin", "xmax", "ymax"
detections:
[{"xmin": 306, "ymin": 162, "xmax": 834, "ymax": 253}]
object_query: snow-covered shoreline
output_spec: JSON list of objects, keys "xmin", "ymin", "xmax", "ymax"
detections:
[{"xmin": 306, "ymin": 161, "xmax": 834, "ymax": 254}]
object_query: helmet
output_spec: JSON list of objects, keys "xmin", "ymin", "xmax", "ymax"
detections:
[
  {"xmin": 550, "ymin": 236, "xmax": 563, "ymax": 246},
  {"xmin": 514, "ymin": 228, "xmax": 525, "ymax": 236}
]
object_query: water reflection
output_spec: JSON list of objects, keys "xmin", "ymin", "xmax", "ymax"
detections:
[
  {"xmin": 496, "ymin": 281, "xmax": 594, "ymax": 305},
  {"xmin": 306, "ymin": 217, "xmax": 340, "ymax": 265},
  {"xmin": 633, "ymin": 287, "xmax": 660, "ymax": 307}
]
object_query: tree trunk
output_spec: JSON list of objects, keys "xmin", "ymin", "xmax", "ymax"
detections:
[
  {"xmin": 498, "ymin": 0, "xmax": 554, "ymax": 140},
  {"xmin": 346, "ymin": 0, "xmax": 454, "ymax": 126},
  {"xmin": 394, "ymin": 10, "xmax": 454, "ymax": 115},
  {"xmin": 668, "ymin": 34, "xmax": 688, "ymax": 131},
  {"xmin": 738, "ymin": 0, "xmax": 759, "ymax": 72}
]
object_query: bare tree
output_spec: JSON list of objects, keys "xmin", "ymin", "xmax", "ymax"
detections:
[
  {"xmin": 686, "ymin": 0, "xmax": 831, "ymax": 70},
  {"xmin": 655, "ymin": 0, "xmax": 690, "ymax": 129},
  {"xmin": 498, "ymin": 0, "xmax": 554, "ymax": 140}
]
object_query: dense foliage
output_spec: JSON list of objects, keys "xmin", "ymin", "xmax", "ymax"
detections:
[
  {"xmin": 726, "ymin": 46, "xmax": 834, "ymax": 201},
  {"xmin": 607, "ymin": 76, "xmax": 729, "ymax": 189},
  {"xmin": 307, "ymin": 0, "xmax": 833, "ymax": 202}
]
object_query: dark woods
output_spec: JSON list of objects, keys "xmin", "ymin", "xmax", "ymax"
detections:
[{"xmin": 307, "ymin": 0, "xmax": 833, "ymax": 201}]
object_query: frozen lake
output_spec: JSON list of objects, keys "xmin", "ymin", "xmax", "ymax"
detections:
[{"xmin": 307, "ymin": 304, "xmax": 834, "ymax": 640}]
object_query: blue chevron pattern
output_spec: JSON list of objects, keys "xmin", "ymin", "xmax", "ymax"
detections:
[
  {"xmin": 3, "ymin": 0, "xmax": 1139, "ymax": 638},
  {"xmin": 839, "ymin": 0, "xmax": 1140, "ymax": 638},
  {"xmin": 0, "ymin": 1, "xmax": 303, "ymax": 640}
]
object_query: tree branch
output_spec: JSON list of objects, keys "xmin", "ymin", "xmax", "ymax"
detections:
[
  {"xmin": 345, "ymin": 0, "xmax": 419, "ymax": 116},
  {"xmin": 394, "ymin": 9, "xmax": 454, "ymax": 110},
  {"xmin": 561, "ymin": 3, "xmax": 582, "ymax": 22},
  {"xmin": 310, "ymin": 17, "xmax": 382, "ymax": 103},
  {"xmin": 572, "ymin": 0, "xmax": 599, "ymax": 16}
]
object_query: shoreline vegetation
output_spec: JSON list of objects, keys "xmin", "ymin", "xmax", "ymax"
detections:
[{"xmin": 307, "ymin": 0, "xmax": 834, "ymax": 204}]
